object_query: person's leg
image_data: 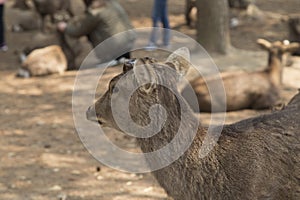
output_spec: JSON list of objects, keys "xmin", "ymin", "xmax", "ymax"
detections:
[
  {"xmin": 0, "ymin": 4, "xmax": 5, "ymax": 48},
  {"xmin": 161, "ymin": 0, "xmax": 170, "ymax": 46},
  {"xmin": 149, "ymin": 0, "xmax": 160, "ymax": 45}
]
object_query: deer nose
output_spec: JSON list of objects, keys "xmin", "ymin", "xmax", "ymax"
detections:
[{"xmin": 86, "ymin": 105, "xmax": 98, "ymax": 122}]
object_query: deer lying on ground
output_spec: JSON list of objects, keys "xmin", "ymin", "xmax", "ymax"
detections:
[
  {"xmin": 32, "ymin": 0, "xmax": 73, "ymax": 32},
  {"xmin": 181, "ymin": 39, "xmax": 300, "ymax": 112},
  {"xmin": 17, "ymin": 45, "xmax": 67, "ymax": 78},
  {"xmin": 19, "ymin": 31, "xmax": 82, "ymax": 71},
  {"xmin": 86, "ymin": 47, "xmax": 300, "ymax": 200}
]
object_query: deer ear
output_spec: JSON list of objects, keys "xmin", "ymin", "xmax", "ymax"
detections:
[
  {"xmin": 257, "ymin": 38, "xmax": 272, "ymax": 50},
  {"xmin": 123, "ymin": 59, "xmax": 135, "ymax": 72},
  {"xmin": 166, "ymin": 47, "xmax": 191, "ymax": 76},
  {"xmin": 133, "ymin": 59, "xmax": 157, "ymax": 93},
  {"xmin": 281, "ymin": 41, "xmax": 300, "ymax": 53}
]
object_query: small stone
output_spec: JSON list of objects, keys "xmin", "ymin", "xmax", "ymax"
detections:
[
  {"xmin": 53, "ymin": 168, "xmax": 60, "ymax": 172},
  {"xmin": 19, "ymin": 176, "xmax": 26, "ymax": 180},
  {"xmin": 49, "ymin": 185, "xmax": 62, "ymax": 191},
  {"xmin": 36, "ymin": 121, "xmax": 45, "ymax": 126},
  {"xmin": 71, "ymin": 170, "xmax": 81, "ymax": 175},
  {"xmin": 130, "ymin": 173, "xmax": 136, "ymax": 177},
  {"xmin": 143, "ymin": 187, "xmax": 153, "ymax": 192},
  {"xmin": 125, "ymin": 181, "xmax": 132, "ymax": 186},
  {"xmin": 8, "ymin": 152, "xmax": 16, "ymax": 157},
  {"xmin": 96, "ymin": 175, "xmax": 104, "ymax": 180},
  {"xmin": 57, "ymin": 193, "xmax": 67, "ymax": 200},
  {"xmin": 138, "ymin": 174, "xmax": 144, "ymax": 179}
]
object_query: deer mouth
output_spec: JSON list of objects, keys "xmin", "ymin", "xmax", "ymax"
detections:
[
  {"xmin": 86, "ymin": 106, "xmax": 107, "ymax": 126},
  {"xmin": 86, "ymin": 106, "xmax": 98, "ymax": 123}
]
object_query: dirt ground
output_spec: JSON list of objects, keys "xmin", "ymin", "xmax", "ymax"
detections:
[{"xmin": 0, "ymin": 0, "xmax": 300, "ymax": 199}]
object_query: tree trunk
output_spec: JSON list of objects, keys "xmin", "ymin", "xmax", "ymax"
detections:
[{"xmin": 196, "ymin": 0, "xmax": 231, "ymax": 54}]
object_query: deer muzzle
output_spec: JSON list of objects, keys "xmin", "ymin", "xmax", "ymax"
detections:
[{"xmin": 86, "ymin": 105, "xmax": 99, "ymax": 123}]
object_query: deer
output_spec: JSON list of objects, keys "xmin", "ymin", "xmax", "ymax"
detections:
[
  {"xmin": 12, "ymin": 0, "xmax": 30, "ymax": 10},
  {"xmin": 17, "ymin": 45, "xmax": 67, "ymax": 78},
  {"xmin": 11, "ymin": 9, "xmax": 40, "ymax": 32},
  {"xmin": 181, "ymin": 39, "xmax": 300, "ymax": 112},
  {"xmin": 86, "ymin": 47, "xmax": 300, "ymax": 200},
  {"xmin": 18, "ymin": 30, "xmax": 82, "ymax": 71},
  {"xmin": 32, "ymin": 0, "xmax": 73, "ymax": 32},
  {"xmin": 185, "ymin": 0, "xmax": 196, "ymax": 27}
]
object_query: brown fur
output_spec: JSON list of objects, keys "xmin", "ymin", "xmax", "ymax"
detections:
[
  {"xmin": 11, "ymin": 10, "xmax": 40, "ymax": 32},
  {"xmin": 22, "ymin": 31, "xmax": 82, "ymax": 70},
  {"xmin": 185, "ymin": 0, "xmax": 196, "ymax": 26},
  {"xmin": 87, "ymin": 48, "xmax": 300, "ymax": 200},
  {"xmin": 21, "ymin": 45, "xmax": 67, "ymax": 76},
  {"xmin": 13, "ymin": 0, "xmax": 30, "ymax": 10},
  {"xmin": 181, "ymin": 39, "xmax": 300, "ymax": 112},
  {"xmin": 32, "ymin": 0, "xmax": 73, "ymax": 32}
]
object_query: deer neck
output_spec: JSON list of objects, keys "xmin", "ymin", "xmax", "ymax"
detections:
[
  {"xmin": 135, "ymin": 89, "xmax": 202, "ymax": 155},
  {"xmin": 267, "ymin": 52, "xmax": 283, "ymax": 86}
]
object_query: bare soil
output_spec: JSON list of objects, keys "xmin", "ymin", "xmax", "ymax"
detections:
[{"xmin": 0, "ymin": 0, "xmax": 300, "ymax": 199}]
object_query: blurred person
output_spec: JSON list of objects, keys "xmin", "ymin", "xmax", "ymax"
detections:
[
  {"xmin": 0, "ymin": 0, "xmax": 7, "ymax": 51},
  {"xmin": 57, "ymin": 0, "xmax": 136, "ymax": 65},
  {"xmin": 146, "ymin": 0, "xmax": 170, "ymax": 50}
]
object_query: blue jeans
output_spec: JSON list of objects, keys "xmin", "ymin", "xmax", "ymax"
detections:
[
  {"xmin": 0, "ymin": 4, "xmax": 4, "ymax": 46},
  {"xmin": 150, "ymin": 0, "xmax": 170, "ymax": 46}
]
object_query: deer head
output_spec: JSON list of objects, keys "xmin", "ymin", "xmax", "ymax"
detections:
[
  {"xmin": 86, "ymin": 47, "xmax": 192, "ymax": 133},
  {"xmin": 257, "ymin": 38, "xmax": 300, "ymax": 57}
]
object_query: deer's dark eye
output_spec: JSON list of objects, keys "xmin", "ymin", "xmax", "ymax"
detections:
[{"xmin": 112, "ymin": 87, "xmax": 119, "ymax": 94}]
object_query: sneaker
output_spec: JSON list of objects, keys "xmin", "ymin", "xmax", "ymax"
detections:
[
  {"xmin": 117, "ymin": 57, "xmax": 130, "ymax": 64},
  {"xmin": 144, "ymin": 42, "xmax": 157, "ymax": 51},
  {"xmin": 160, "ymin": 44, "xmax": 171, "ymax": 50},
  {"xmin": 96, "ymin": 59, "xmax": 119, "ymax": 68},
  {"xmin": 0, "ymin": 45, "xmax": 8, "ymax": 52},
  {"xmin": 16, "ymin": 68, "xmax": 30, "ymax": 78}
]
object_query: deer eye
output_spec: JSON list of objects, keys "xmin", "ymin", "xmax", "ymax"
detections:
[{"xmin": 112, "ymin": 87, "xmax": 119, "ymax": 94}]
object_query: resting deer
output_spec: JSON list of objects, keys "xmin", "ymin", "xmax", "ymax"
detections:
[
  {"xmin": 17, "ymin": 45, "xmax": 67, "ymax": 78},
  {"xmin": 19, "ymin": 31, "xmax": 82, "ymax": 71},
  {"xmin": 181, "ymin": 39, "xmax": 300, "ymax": 112},
  {"xmin": 86, "ymin": 48, "xmax": 300, "ymax": 200}
]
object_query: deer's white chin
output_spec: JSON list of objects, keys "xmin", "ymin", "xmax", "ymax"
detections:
[{"xmin": 86, "ymin": 106, "xmax": 98, "ymax": 123}]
